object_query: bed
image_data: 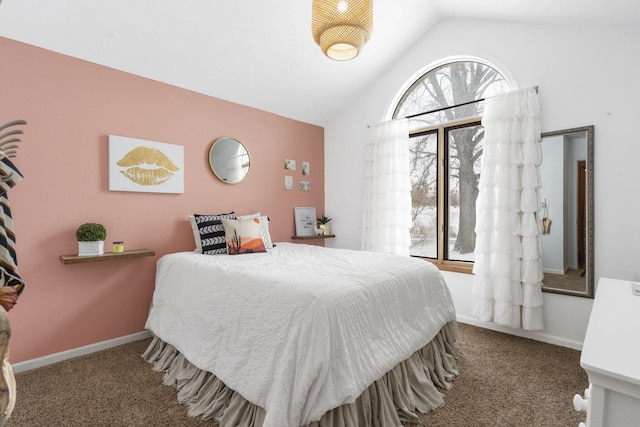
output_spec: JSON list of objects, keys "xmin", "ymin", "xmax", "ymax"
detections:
[{"xmin": 143, "ymin": 241, "xmax": 458, "ymax": 427}]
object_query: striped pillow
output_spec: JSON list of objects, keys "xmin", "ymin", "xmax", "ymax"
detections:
[{"xmin": 193, "ymin": 212, "xmax": 236, "ymax": 254}]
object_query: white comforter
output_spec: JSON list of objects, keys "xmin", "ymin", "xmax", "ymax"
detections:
[{"xmin": 145, "ymin": 242, "xmax": 455, "ymax": 427}]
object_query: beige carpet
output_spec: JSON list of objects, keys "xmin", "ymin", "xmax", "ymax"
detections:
[
  {"xmin": 6, "ymin": 323, "xmax": 588, "ymax": 426},
  {"xmin": 543, "ymin": 269, "xmax": 586, "ymax": 293}
]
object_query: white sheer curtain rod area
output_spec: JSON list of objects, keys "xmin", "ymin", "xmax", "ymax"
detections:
[{"xmin": 368, "ymin": 86, "xmax": 539, "ymax": 127}]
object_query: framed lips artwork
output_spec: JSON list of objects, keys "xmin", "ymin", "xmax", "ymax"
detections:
[{"xmin": 108, "ymin": 135, "xmax": 184, "ymax": 194}]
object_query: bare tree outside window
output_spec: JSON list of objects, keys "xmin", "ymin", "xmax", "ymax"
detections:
[
  {"xmin": 447, "ymin": 124, "xmax": 484, "ymax": 260},
  {"xmin": 409, "ymin": 131, "xmax": 438, "ymax": 258},
  {"xmin": 393, "ymin": 61, "xmax": 509, "ymax": 262}
]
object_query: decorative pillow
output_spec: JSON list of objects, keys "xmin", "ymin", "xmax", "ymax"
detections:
[
  {"xmin": 236, "ymin": 212, "xmax": 261, "ymax": 220},
  {"xmin": 189, "ymin": 213, "xmax": 244, "ymax": 252},
  {"xmin": 191, "ymin": 212, "xmax": 236, "ymax": 254},
  {"xmin": 258, "ymin": 215, "xmax": 273, "ymax": 250},
  {"xmin": 233, "ymin": 213, "xmax": 272, "ymax": 249},
  {"xmin": 221, "ymin": 218, "xmax": 266, "ymax": 255},
  {"xmin": 188, "ymin": 215, "xmax": 201, "ymax": 252}
]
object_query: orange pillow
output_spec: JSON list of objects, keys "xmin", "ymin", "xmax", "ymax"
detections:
[{"xmin": 221, "ymin": 218, "xmax": 267, "ymax": 255}]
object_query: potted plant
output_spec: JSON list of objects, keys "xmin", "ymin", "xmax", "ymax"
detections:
[
  {"xmin": 76, "ymin": 222, "xmax": 107, "ymax": 256},
  {"xmin": 316, "ymin": 215, "xmax": 332, "ymax": 236}
]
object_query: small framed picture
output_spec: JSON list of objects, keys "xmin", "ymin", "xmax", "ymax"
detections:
[
  {"xmin": 284, "ymin": 159, "xmax": 296, "ymax": 170},
  {"xmin": 302, "ymin": 161, "xmax": 310, "ymax": 176},
  {"xmin": 299, "ymin": 181, "xmax": 310, "ymax": 191},
  {"xmin": 284, "ymin": 175, "xmax": 293, "ymax": 190},
  {"xmin": 294, "ymin": 206, "xmax": 316, "ymax": 236}
]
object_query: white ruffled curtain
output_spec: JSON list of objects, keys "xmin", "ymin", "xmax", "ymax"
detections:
[
  {"xmin": 472, "ymin": 87, "xmax": 544, "ymax": 331},
  {"xmin": 361, "ymin": 119, "xmax": 412, "ymax": 256}
]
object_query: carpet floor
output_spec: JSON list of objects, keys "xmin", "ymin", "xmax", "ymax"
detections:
[
  {"xmin": 5, "ymin": 323, "xmax": 588, "ymax": 426},
  {"xmin": 543, "ymin": 269, "xmax": 586, "ymax": 293}
]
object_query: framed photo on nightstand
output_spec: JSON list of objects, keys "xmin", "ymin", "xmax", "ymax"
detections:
[{"xmin": 294, "ymin": 207, "xmax": 316, "ymax": 236}]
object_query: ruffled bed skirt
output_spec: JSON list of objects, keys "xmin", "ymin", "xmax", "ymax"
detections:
[{"xmin": 142, "ymin": 321, "xmax": 459, "ymax": 427}]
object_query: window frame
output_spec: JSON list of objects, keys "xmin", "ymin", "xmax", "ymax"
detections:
[
  {"xmin": 391, "ymin": 58, "xmax": 514, "ymax": 274},
  {"xmin": 409, "ymin": 116, "xmax": 482, "ymax": 274}
]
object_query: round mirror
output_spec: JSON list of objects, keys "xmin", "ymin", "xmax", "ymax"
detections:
[{"xmin": 208, "ymin": 137, "xmax": 251, "ymax": 184}]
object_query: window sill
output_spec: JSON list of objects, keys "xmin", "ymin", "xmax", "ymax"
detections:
[{"xmin": 419, "ymin": 258, "xmax": 474, "ymax": 275}]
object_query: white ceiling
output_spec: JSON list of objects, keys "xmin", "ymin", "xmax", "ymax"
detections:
[{"xmin": 0, "ymin": 0, "xmax": 638, "ymax": 127}]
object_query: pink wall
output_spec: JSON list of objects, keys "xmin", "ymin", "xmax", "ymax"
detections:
[{"xmin": 0, "ymin": 37, "xmax": 325, "ymax": 363}]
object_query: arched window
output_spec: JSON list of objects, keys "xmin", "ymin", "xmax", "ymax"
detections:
[{"xmin": 392, "ymin": 60, "xmax": 511, "ymax": 271}]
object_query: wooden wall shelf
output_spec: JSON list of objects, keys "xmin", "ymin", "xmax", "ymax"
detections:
[
  {"xmin": 291, "ymin": 234, "xmax": 335, "ymax": 240},
  {"xmin": 60, "ymin": 249, "xmax": 155, "ymax": 265}
]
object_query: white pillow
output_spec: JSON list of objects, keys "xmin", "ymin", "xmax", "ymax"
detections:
[
  {"xmin": 258, "ymin": 216, "xmax": 273, "ymax": 249},
  {"xmin": 236, "ymin": 212, "xmax": 261, "ymax": 220},
  {"xmin": 188, "ymin": 215, "xmax": 201, "ymax": 252}
]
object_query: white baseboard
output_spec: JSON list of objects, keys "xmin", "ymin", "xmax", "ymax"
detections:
[
  {"xmin": 456, "ymin": 315, "xmax": 583, "ymax": 351},
  {"xmin": 12, "ymin": 330, "xmax": 152, "ymax": 374}
]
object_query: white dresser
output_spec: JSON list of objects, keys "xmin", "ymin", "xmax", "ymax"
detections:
[{"xmin": 574, "ymin": 277, "xmax": 640, "ymax": 427}]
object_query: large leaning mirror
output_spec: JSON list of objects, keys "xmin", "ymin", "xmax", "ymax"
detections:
[
  {"xmin": 539, "ymin": 125, "xmax": 594, "ymax": 298},
  {"xmin": 208, "ymin": 137, "xmax": 250, "ymax": 184}
]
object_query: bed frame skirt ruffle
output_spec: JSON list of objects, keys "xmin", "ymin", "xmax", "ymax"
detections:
[{"xmin": 142, "ymin": 321, "xmax": 459, "ymax": 427}]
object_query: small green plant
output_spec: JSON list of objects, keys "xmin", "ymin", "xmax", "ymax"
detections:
[
  {"xmin": 317, "ymin": 215, "xmax": 332, "ymax": 224},
  {"xmin": 75, "ymin": 223, "xmax": 107, "ymax": 242}
]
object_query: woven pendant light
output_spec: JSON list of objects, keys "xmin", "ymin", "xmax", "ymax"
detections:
[{"xmin": 312, "ymin": 0, "xmax": 373, "ymax": 61}]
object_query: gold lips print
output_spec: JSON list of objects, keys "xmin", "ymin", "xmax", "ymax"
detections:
[{"xmin": 117, "ymin": 146, "xmax": 180, "ymax": 186}]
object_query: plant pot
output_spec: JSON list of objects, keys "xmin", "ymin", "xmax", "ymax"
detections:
[
  {"xmin": 318, "ymin": 224, "xmax": 331, "ymax": 235},
  {"xmin": 78, "ymin": 241, "xmax": 104, "ymax": 256}
]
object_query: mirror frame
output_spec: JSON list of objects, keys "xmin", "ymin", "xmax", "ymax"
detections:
[
  {"xmin": 208, "ymin": 137, "xmax": 251, "ymax": 184},
  {"xmin": 540, "ymin": 125, "xmax": 594, "ymax": 298}
]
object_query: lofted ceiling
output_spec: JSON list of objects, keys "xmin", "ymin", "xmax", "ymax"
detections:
[{"xmin": 0, "ymin": 0, "xmax": 638, "ymax": 127}]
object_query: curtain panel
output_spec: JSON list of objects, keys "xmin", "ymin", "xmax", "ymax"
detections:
[
  {"xmin": 361, "ymin": 119, "xmax": 412, "ymax": 256},
  {"xmin": 472, "ymin": 87, "xmax": 544, "ymax": 331}
]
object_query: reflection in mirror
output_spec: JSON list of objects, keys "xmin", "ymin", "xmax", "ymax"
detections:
[
  {"xmin": 208, "ymin": 137, "xmax": 250, "ymax": 184},
  {"xmin": 539, "ymin": 126, "xmax": 594, "ymax": 298}
]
